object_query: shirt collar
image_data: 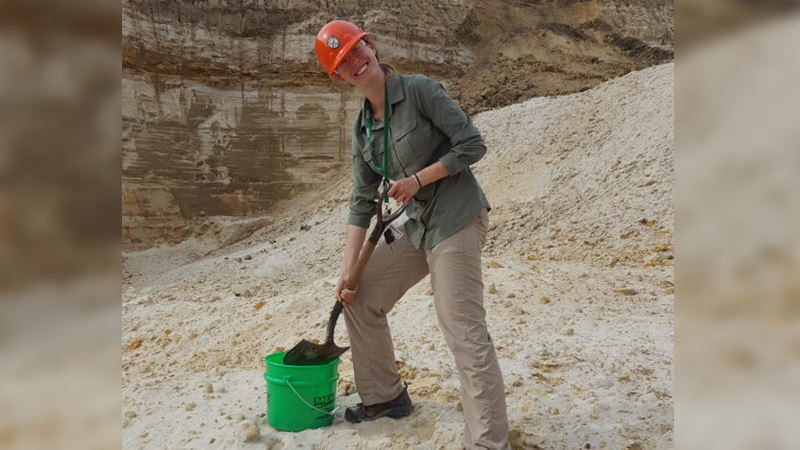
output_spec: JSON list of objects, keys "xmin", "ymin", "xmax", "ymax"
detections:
[{"xmin": 359, "ymin": 75, "xmax": 404, "ymax": 132}]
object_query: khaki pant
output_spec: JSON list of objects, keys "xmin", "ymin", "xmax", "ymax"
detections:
[{"xmin": 343, "ymin": 210, "xmax": 511, "ymax": 450}]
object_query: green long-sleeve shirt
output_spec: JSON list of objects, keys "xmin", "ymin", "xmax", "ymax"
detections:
[{"xmin": 348, "ymin": 74, "xmax": 490, "ymax": 250}]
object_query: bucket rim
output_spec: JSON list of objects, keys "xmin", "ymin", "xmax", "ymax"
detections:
[{"xmin": 265, "ymin": 351, "xmax": 340, "ymax": 369}]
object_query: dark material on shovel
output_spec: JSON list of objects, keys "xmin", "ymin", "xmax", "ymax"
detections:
[
  {"xmin": 283, "ymin": 196, "xmax": 406, "ymax": 366},
  {"xmin": 282, "ymin": 301, "xmax": 349, "ymax": 366}
]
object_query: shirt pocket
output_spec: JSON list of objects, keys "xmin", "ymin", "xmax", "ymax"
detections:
[
  {"xmin": 392, "ymin": 117, "xmax": 437, "ymax": 167},
  {"xmin": 359, "ymin": 134, "xmax": 385, "ymax": 174}
]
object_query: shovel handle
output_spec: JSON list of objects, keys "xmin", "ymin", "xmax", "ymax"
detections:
[
  {"xmin": 326, "ymin": 211, "xmax": 379, "ymax": 343},
  {"xmin": 326, "ymin": 239, "xmax": 376, "ymax": 342},
  {"xmin": 344, "ymin": 239, "xmax": 377, "ymax": 291},
  {"xmin": 326, "ymin": 300, "xmax": 344, "ymax": 344},
  {"xmin": 341, "ymin": 202, "xmax": 405, "ymax": 293}
]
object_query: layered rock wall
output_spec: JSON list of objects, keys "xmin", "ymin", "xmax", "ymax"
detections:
[
  {"xmin": 122, "ymin": 0, "xmax": 673, "ymax": 249},
  {"xmin": 122, "ymin": 0, "xmax": 474, "ymax": 249}
]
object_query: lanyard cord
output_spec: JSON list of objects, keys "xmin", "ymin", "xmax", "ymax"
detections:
[{"xmin": 364, "ymin": 82, "xmax": 391, "ymax": 201}]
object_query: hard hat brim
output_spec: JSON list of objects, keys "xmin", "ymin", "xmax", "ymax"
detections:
[{"xmin": 329, "ymin": 32, "xmax": 369, "ymax": 78}]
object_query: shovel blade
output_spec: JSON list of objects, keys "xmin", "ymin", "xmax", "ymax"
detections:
[{"xmin": 282, "ymin": 339, "xmax": 350, "ymax": 366}]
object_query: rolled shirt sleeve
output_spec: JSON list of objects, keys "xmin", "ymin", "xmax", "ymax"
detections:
[
  {"xmin": 347, "ymin": 123, "xmax": 381, "ymax": 229},
  {"xmin": 411, "ymin": 75, "xmax": 487, "ymax": 175}
]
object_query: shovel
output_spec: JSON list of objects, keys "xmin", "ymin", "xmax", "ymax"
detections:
[{"xmin": 283, "ymin": 197, "xmax": 406, "ymax": 366}]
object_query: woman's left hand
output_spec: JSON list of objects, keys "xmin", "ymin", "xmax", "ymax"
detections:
[{"xmin": 388, "ymin": 177, "xmax": 421, "ymax": 204}]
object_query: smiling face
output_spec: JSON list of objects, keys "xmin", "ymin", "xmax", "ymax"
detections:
[{"xmin": 333, "ymin": 39, "xmax": 383, "ymax": 86}]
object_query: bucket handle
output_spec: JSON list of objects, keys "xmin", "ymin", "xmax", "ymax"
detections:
[{"xmin": 284, "ymin": 377, "xmax": 339, "ymax": 417}]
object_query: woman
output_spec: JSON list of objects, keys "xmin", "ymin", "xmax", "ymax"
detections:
[{"xmin": 314, "ymin": 21, "xmax": 511, "ymax": 450}]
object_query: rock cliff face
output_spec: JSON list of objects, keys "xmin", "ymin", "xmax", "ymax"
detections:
[
  {"xmin": 121, "ymin": 71, "xmax": 359, "ymax": 247},
  {"xmin": 122, "ymin": 0, "xmax": 673, "ymax": 250}
]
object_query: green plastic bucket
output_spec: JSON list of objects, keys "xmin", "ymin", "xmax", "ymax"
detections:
[{"xmin": 263, "ymin": 352, "xmax": 340, "ymax": 432}]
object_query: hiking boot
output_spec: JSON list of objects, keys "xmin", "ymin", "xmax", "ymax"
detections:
[{"xmin": 344, "ymin": 383, "xmax": 413, "ymax": 423}]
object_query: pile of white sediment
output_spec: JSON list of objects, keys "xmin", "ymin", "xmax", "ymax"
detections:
[{"xmin": 123, "ymin": 63, "xmax": 674, "ymax": 450}]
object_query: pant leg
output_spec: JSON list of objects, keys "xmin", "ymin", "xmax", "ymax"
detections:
[
  {"xmin": 426, "ymin": 210, "xmax": 511, "ymax": 450},
  {"xmin": 342, "ymin": 226, "xmax": 429, "ymax": 405}
]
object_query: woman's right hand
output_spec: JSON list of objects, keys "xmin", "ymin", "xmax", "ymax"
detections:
[{"xmin": 335, "ymin": 273, "xmax": 358, "ymax": 307}]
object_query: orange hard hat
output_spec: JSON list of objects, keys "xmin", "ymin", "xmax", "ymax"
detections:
[{"xmin": 314, "ymin": 20, "xmax": 370, "ymax": 78}]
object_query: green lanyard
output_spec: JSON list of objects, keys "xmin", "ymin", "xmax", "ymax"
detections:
[{"xmin": 363, "ymin": 84, "xmax": 390, "ymax": 201}]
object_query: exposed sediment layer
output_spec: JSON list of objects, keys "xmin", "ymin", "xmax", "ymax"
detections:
[{"xmin": 122, "ymin": 0, "xmax": 673, "ymax": 250}]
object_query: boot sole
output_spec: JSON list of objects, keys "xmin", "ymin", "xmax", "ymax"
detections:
[{"xmin": 344, "ymin": 405, "xmax": 413, "ymax": 424}]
